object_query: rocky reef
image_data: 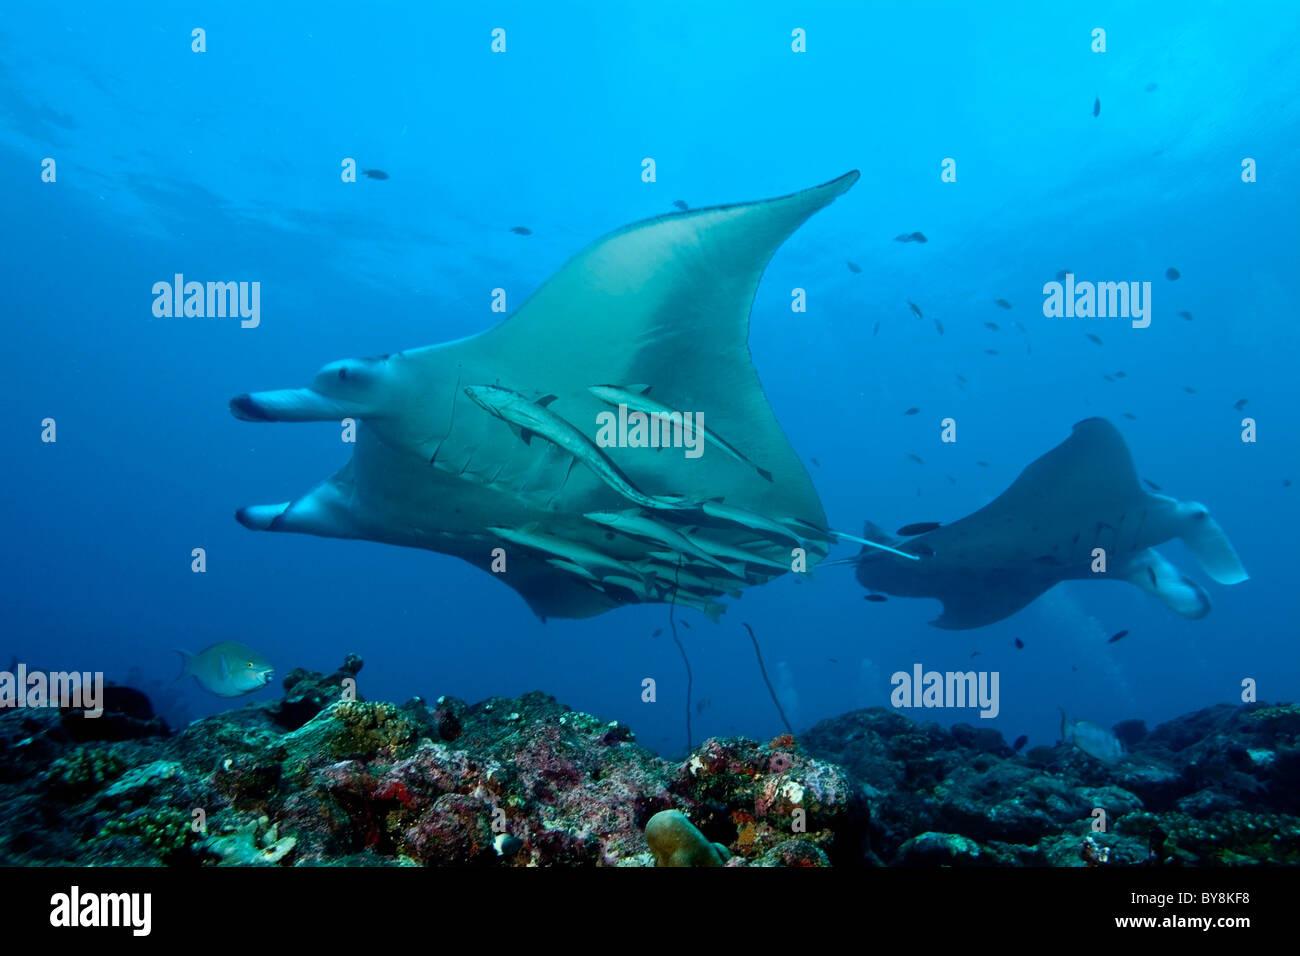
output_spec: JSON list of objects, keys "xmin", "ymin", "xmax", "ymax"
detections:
[
  {"xmin": 0, "ymin": 656, "xmax": 1295, "ymax": 866},
  {"xmin": 800, "ymin": 702, "xmax": 1300, "ymax": 865}
]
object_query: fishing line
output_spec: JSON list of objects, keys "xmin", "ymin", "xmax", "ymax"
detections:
[
  {"xmin": 667, "ymin": 557, "xmax": 692, "ymax": 754},
  {"xmin": 742, "ymin": 621, "xmax": 794, "ymax": 737}
]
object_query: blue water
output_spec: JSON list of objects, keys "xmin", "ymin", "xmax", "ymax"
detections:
[{"xmin": 3, "ymin": 2, "xmax": 1297, "ymax": 758}]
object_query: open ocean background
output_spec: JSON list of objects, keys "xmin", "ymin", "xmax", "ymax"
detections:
[{"xmin": 2, "ymin": 1, "xmax": 1297, "ymax": 757}]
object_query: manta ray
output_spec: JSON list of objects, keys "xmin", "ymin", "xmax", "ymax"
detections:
[
  {"xmin": 852, "ymin": 418, "xmax": 1248, "ymax": 629},
  {"xmin": 230, "ymin": 171, "xmax": 862, "ymax": 619}
]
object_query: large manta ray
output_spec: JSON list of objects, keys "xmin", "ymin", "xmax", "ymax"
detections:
[
  {"xmin": 853, "ymin": 418, "xmax": 1249, "ymax": 629},
  {"xmin": 230, "ymin": 171, "xmax": 861, "ymax": 619}
]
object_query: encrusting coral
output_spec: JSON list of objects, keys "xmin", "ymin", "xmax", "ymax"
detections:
[{"xmin": 644, "ymin": 809, "xmax": 730, "ymax": 866}]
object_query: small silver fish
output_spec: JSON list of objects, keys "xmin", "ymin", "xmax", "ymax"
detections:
[
  {"xmin": 584, "ymin": 510, "xmax": 744, "ymax": 578},
  {"xmin": 588, "ymin": 384, "xmax": 772, "ymax": 482},
  {"xmin": 466, "ymin": 385, "xmax": 691, "ymax": 511},
  {"xmin": 176, "ymin": 642, "xmax": 274, "ymax": 697}
]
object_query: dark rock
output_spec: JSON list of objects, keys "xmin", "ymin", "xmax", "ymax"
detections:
[
  {"xmin": 896, "ymin": 831, "xmax": 986, "ymax": 866},
  {"xmin": 432, "ymin": 695, "xmax": 467, "ymax": 741},
  {"xmin": 950, "ymin": 722, "xmax": 1011, "ymax": 756},
  {"xmin": 271, "ymin": 656, "xmax": 364, "ymax": 731},
  {"xmin": 1113, "ymin": 719, "xmax": 1148, "ymax": 748},
  {"xmin": 62, "ymin": 685, "xmax": 170, "ymax": 742}
]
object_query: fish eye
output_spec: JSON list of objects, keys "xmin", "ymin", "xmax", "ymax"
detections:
[{"xmin": 338, "ymin": 368, "xmax": 348, "ymax": 380}]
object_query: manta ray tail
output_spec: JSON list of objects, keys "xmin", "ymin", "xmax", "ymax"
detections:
[
  {"xmin": 833, "ymin": 528, "xmax": 921, "ymax": 561},
  {"xmin": 1175, "ymin": 501, "xmax": 1249, "ymax": 585},
  {"xmin": 846, "ymin": 521, "xmax": 924, "ymax": 561}
]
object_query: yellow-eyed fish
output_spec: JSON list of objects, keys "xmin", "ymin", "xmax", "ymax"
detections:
[{"xmin": 176, "ymin": 642, "xmax": 274, "ymax": 697}]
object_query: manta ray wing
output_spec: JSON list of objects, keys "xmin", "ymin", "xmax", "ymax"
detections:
[{"xmin": 927, "ymin": 573, "xmax": 1057, "ymax": 630}]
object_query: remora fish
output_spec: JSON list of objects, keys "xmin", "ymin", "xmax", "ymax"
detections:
[
  {"xmin": 642, "ymin": 560, "xmax": 742, "ymax": 597},
  {"xmin": 700, "ymin": 498, "xmax": 809, "ymax": 545},
  {"xmin": 674, "ymin": 530, "xmax": 793, "ymax": 572},
  {"xmin": 547, "ymin": 558, "xmax": 601, "ymax": 582},
  {"xmin": 1061, "ymin": 709, "xmax": 1125, "ymax": 764},
  {"xmin": 490, "ymin": 525, "xmax": 640, "ymax": 579},
  {"xmin": 584, "ymin": 510, "xmax": 745, "ymax": 578},
  {"xmin": 587, "ymin": 384, "xmax": 773, "ymax": 482},
  {"xmin": 465, "ymin": 385, "xmax": 692, "ymax": 511},
  {"xmin": 176, "ymin": 642, "xmax": 274, "ymax": 698}
]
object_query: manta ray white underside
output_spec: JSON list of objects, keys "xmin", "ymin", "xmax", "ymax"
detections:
[{"xmin": 231, "ymin": 172, "xmax": 861, "ymax": 619}]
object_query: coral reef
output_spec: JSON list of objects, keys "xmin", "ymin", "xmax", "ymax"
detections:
[
  {"xmin": 0, "ymin": 656, "xmax": 1296, "ymax": 866},
  {"xmin": 800, "ymin": 702, "xmax": 1300, "ymax": 865}
]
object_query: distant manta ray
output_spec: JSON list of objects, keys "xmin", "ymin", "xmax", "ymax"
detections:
[
  {"xmin": 850, "ymin": 418, "xmax": 1248, "ymax": 629},
  {"xmin": 229, "ymin": 172, "xmax": 862, "ymax": 619}
]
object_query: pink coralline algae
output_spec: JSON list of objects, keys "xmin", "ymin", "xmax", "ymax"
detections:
[{"xmin": 672, "ymin": 734, "xmax": 867, "ymax": 866}]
